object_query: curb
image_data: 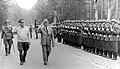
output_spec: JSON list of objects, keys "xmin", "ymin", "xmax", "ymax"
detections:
[{"xmin": 56, "ymin": 42, "xmax": 120, "ymax": 69}]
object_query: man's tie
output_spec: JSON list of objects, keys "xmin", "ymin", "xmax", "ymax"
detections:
[{"xmin": 46, "ymin": 26, "xmax": 49, "ymax": 35}]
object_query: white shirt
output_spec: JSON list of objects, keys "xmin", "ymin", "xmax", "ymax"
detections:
[{"xmin": 13, "ymin": 26, "xmax": 30, "ymax": 42}]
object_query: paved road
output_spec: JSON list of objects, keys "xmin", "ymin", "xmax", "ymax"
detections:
[{"xmin": 0, "ymin": 33, "xmax": 104, "ymax": 69}]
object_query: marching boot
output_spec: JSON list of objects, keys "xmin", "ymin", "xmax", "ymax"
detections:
[
  {"xmin": 113, "ymin": 52, "xmax": 117, "ymax": 60},
  {"xmin": 104, "ymin": 50, "xmax": 108, "ymax": 57},
  {"xmin": 99, "ymin": 49, "xmax": 103, "ymax": 56},
  {"xmin": 90, "ymin": 47, "xmax": 92, "ymax": 53},
  {"xmin": 92, "ymin": 47, "xmax": 95, "ymax": 54},
  {"xmin": 8, "ymin": 45, "xmax": 11, "ymax": 54},
  {"xmin": 47, "ymin": 51, "xmax": 50, "ymax": 62},
  {"xmin": 5, "ymin": 48, "xmax": 8, "ymax": 56},
  {"xmin": 84, "ymin": 45, "xmax": 87, "ymax": 51},
  {"xmin": 79, "ymin": 44, "xmax": 81, "ymax": 49},
  {"xmin": 96, "ymin": 48, "xmax": 99, "ymax": 55},
  {"xmin": 20, "ymin": 55, "xmax": 24, "ymax": 65},
  {"xmin": 108, "ymin": 51, "xmax": 112, "ymax": 59}
]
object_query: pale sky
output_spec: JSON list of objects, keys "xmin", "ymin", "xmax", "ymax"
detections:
[{"xmin": 14, "ymin": 0, "xmax": 37, "ymax": 10}]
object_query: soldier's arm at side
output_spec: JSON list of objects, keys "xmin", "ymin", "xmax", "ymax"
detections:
[
  {"xmin": 51, "ymin": 29, "xmax": 55, "ymax": 47},
  {"xmin": 1, "ymin": 27, "xmax": 4, "ymax": 39},
  {"xmin": 11, "ymin": 27, "xmax": 14, "ymax": 38},
  {"xmin": 27, "ymin": 27, "xmax": 31, "ymax": 45}
]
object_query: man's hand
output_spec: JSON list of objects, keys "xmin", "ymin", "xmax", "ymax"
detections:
[
  {"xmin": 28, "ymin": 42, "xmax": 31, "ymax": 45},
  {"xmin": 17, "ymin": 24, "xmax": 20, "ymax": 27},
  {"xmin": 52, "ymin": 44, "xmax": 55, "ymax": 47}
]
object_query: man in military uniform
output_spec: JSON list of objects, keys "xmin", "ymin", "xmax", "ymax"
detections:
[
  {"xmin": 56, "ymin": 23, "xmax": 62, "ymax": 43},
  {"xmin": 29, "ymin": 24, "xmax": 33, "ymax": 39},
  {"xmin": 103, "ymin": 21, "xmax": 110, "ymax": 57},
  {"xmin": 61, "ymin": 21, "xmax": 66, "ymax": 44},
  {"xmin": 95, "ymin": 21, "xmax": 101, "ymax": 55},
  {"xmin": 109, "ymin": 20, "xmax": 118, "ymax": 60},
  {"xmin": 34, "ymin": 19, "xmax": 39, "ymax": 39},
  {"xmin": 82, "ymin": 21, "xmax": 88, "ymax": 51},
  {"xmin": 1, "ymin": 19, "xmax": 13, "ymax": 56}
]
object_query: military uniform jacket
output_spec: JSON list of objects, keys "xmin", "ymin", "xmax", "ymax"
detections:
[{"xmin": 1, "ymin": 26, "xmax": 13, "ymax": 40}]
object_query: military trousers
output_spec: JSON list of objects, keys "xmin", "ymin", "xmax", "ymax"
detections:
[
  {"xmin": 17, "ymin": 42, "xmax": 29, "ymax": 62},
  {"xmin": 118, "ymin": 41, "xmax": 120, "ymax": 56},
  {"xmin": 42, "ymin": 45, "xmax": 51, "ymax": 63},
  {"xmin": 3, "ymin": 39, "xmax": 13, "ymax": 54},
  {"xmin": 30, "ymin": 32, "xmax": 32, "ymax": 39}
]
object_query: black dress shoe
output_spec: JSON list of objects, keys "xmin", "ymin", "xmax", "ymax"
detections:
[
  {"xmin": 23, "ymin": 60, "xmax": 26, "ymax": 63},
  {"xmin": 8, "ymin": 51, "xmax": 10, "ymax": 54},
  {"xmin": 44, "ymin": 63, "xmax": 47, "ymax": 65},
  {"xmin": 5, "ymin": 53, "xmax": 8, "ymax": 56},
  {"xmin": 20, "ymin": 62, "xmax": 24, "ymax": 65},
  {"xmin": 112, "ymin": 57, "xmax": 117, "ymax": 60}
]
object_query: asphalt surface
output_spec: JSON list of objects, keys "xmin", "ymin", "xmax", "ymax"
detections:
[{"xmin": 0, "ymin": 32, "xmax": 120, "ymax": 69}]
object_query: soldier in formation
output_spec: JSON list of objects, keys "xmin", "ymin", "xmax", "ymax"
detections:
[
  {"xmin": 34, "ymin": 19, "xmax": 39, "ymax": 39},
  {"xmin": 29, "ymin": 24, "xmax": 33, "ymax": 39},
  {"xmin": 54, "ymin": 19, "xmax": 120, "ymax": 60}
]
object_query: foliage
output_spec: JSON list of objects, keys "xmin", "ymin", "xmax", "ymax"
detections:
[
  {"xmin": 0, "ymin": 0, "xmax": 9, "ymax": 29},
  {"xmin": 34, "ymin": 0, "xmax": 120, "ymax": 23},
  {"xmin": 34, "ymin": 0, "xmax": 86, "ymax": 23}
]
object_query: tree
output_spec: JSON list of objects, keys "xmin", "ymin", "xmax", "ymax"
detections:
[
  {"xmin": 115, "ymin": 0, "xmax": 118, "ymax": 20},
  {"xmin": 34, "ymin": 0, "xmax": 120, "ymax": 22},
  {"xmin": 0, "ymin": 0, "xmax": 10, "ymax": 29},
  {"xmin": 34, "ymin": 0, "xmax": 86, "ymax": 23}
]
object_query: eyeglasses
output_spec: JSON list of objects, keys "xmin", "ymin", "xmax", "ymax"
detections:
[
  {"xmin": 20, "ymin": 22, "xmax": 24, "ymax": 23},
  {"xmin": 5, "ymin": 22, "xmax": 9, "ymax": 23}
]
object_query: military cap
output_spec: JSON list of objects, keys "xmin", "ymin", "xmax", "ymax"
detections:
[
  {"xmin": 81, "ymin": 20, "xmax": 85, "ymax": 22},
  {"xmin": 111, "ymin": 19, "xmax": 116, "ymax": 22},
  {"xmin": 116, "ymin": 20, "xmax": 120, "ymax": 23},
  {"xmin": 5, "ymin": 19, "xmax": 10, "ymax": 23},
  {"xmin": 18, "ymin": 19, "xmax": 24, "ymax": 23},
  {"xmin": 98, "ymin": 19, "xmax": 103, "ymax": 22},
  {"xmin": 89, "ymin": 20, "xmax": 94, "ymax": 23},
  {"xmin": 102, "ymin": 19, "xmax": 107, "ymax": 22},
  {"xmin": 85, "ymin": 20, "xmax": 90, "ymax": 23}
]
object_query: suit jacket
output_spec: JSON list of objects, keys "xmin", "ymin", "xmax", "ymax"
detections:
[{"xmin": 40, "ymin": 25, "xmax": 55, "ymax": 46}]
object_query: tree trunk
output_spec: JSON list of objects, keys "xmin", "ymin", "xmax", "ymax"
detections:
[
  {"xmin": 107, "ymin": 0, "xmax": 111, "ymax": 20},
  {"xmin": 95, "ymin": 1, "xmax": 98, "ymax": 21},
  {"xmin": 101, "ymin": 0, "xmax": 104, "ymax": 19},
  {"xmin": 95, "ymin": 9, "xmax": 98, "ymax": 20},
  {"xmin": 115, "ymin": 0, "xmax": 118, "ymax": 20},
  {"xmin": 54, "ymin": 11, "xmax": 57, "ymax": 24},
  {"xmin": 107, "ymin": 8, "xmax": 111, "ymax": 20},
  {"xmin": 90, "ymin": 0, "xmax": 92, "ymax": 20}
]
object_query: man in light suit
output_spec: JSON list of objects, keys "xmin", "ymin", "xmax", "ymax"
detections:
[{"xmin": 38, "ymin": 19, "xmax": 55, "ymax": 65}]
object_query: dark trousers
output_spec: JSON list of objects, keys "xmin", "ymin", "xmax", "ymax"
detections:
[
  {"xmin": 42, "ymin": 45, "xmax": 51, "ymax": 63},
  {"xmin": 30, "ymin": 32, "xmax": 32, "ymax": 39},
  {"xmin": 17, "ymin": 42, "xmax": 29, "ymax": 62},
  {"xmin": 4, "ymin": 39, "xmax": 13, "ymax": 54},
  {"xmin": 35, "ymin": 29, "xmax": 38, "ymax": 39}
]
